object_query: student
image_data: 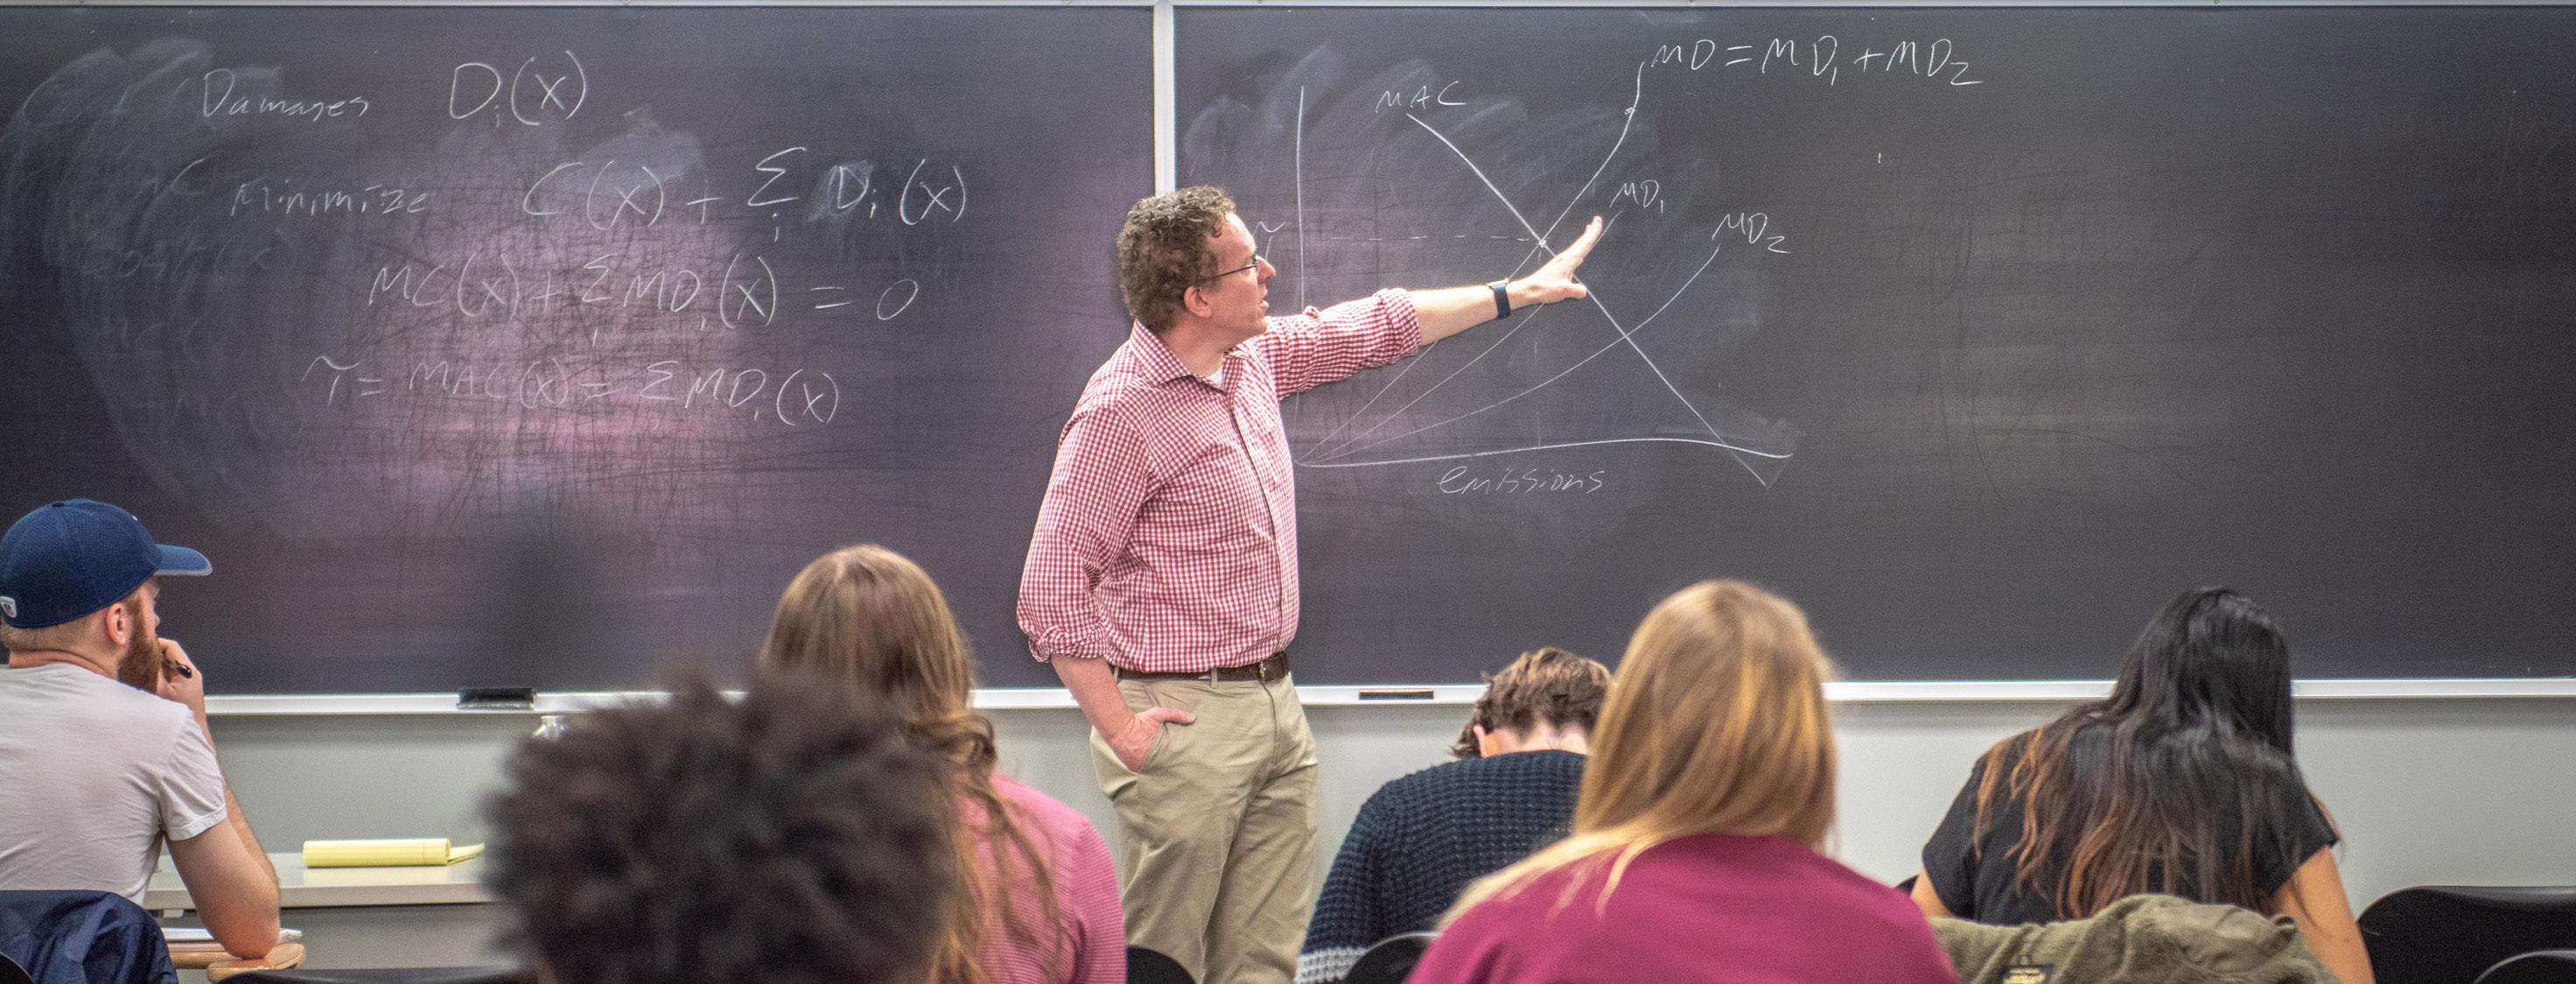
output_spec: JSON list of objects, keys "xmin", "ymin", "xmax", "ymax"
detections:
[
  {"xmin": 764, "ymin": 545, "xmax": 1124, "ymax": 984},
  {"xmin": 1908, "ymin": 587, "xmax": 2372, "ymax": 983},
  {"xmin": 0, "ymin": 499, "xmax": 280, "ymax": 958},
  {"xmin": 1297, "ymin": 647, "xmax": 1609, "ymax": 984},
  {"xmin": 1410, "ymin": 580, "xmax": 1956, "ymax": 984},
  {"xmin": 486, "ymin": 676, "xmax": 957, "ymax": 984}
]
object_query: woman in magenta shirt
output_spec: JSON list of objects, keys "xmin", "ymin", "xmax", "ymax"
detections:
[
  {"xmin": 1412, "ymin": 580, "xmax": 1956, "ymax": 984},
  {"xmin": 761, "ymin": 544, "xmax": 1124, "ymax": 984}
]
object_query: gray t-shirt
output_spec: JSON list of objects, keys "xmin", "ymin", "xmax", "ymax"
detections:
[{"xmin": 0, "ymin": 664, "xmax": 229, "ymax": 902}]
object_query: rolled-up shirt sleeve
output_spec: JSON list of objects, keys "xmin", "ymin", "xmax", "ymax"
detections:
[
  {"xmin": 1256, "ymin": 288, "xmax": 1423, "ymax": 397},
  {"xmin": 1018, "ymin": 400, "xmax": 1157, "ymax": 662}
]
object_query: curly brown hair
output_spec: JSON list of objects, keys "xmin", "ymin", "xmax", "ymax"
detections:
[
  {"xmin": 1116, "ymin": 186, "xmax": 1236, "ymax": 332},
  {"xmin": 1450, "ymin": 646, "xmax": 1613, "ymax": 757},
  {"xmin": 486, "ymin": 673, "xmax": 959, "ymax": 984}
]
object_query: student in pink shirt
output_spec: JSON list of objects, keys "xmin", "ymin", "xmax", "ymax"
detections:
[
  {"xmin": 1412, "ymin": 580, "xmax": 1957, "ymax": 984},
  {"xmin": 761, "ymin": 545, "xmax": 1124, "ymax": 984}
]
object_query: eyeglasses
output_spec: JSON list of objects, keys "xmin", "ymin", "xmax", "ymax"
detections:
[{"xmin": 1200, "ymin": 255, "xmax": 1264, "ymax": 284}]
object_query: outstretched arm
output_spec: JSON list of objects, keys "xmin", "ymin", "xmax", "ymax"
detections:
[{"xmin": 1414, "ymin": 215, "xmax": 1605, "ymax": 343}]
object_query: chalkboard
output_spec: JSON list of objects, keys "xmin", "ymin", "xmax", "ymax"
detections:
[
  {"xmin": 0, "ymin": 6, "xmax": 1152, "ymax": 692},
  {"xmin": 1178, "ymin": 6, "xmax": 2576, "ymax": 682}
]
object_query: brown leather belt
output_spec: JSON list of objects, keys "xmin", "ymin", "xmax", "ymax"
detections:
[{"xmin": 1114, "ymin": 651, "xmax": 1289, "ymax": 683}]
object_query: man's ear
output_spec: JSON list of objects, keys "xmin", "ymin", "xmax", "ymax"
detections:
[
  {"xmin": 1180, "ymin": 282, "xmax": 1215, "ymax": 320},
  {"xmin": 1474, "ymin": 724, "xmax": 1507, "ymax": 757},
  {"xmin": 96, "ymin": 603, "xmax": 130, "ymax": 648}
]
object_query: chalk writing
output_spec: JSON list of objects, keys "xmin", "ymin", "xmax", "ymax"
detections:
[
  {"xmin": 1609, "ymin": 179, "xmax": 1664, "ymax": 213},
  {"xmin": 1258, "ymin": 50, "xmax": 1816, "ymax": 488},
  {"xmin": 302, "ymin": 353, "xmax": 841, "ymax": 428},
  {"xmin": 360, "ymin": 250, "xmax": 906, "ymax": 333},
  {"xmin": 1715, "ymin": 212, "xmax": 1791, "ymax": 254},
  {"xmin": 520, "ymin": 152, "xmax": 963, "ymax": 228},
  {"xmin": 1436, "ymin": 466, "xmax": 1606, "ymax": 495},
  {"xmin": 1375, "ymin": 81, "xmax": 1466, "ymax": 113},
  {"xmin": 448, "ymin": 51, "xmax": 589, "ymax": 125},
  {"xmin": 200, "ymin": 68, "xmax": 370, "ymax": 122},
  {"xmin": 230, "ymin": 178, "xmax": 426, "ymax": 218},
  {"xmin": 1649, "ymin": 35, "xmax": 1984, "ymax": 87},
  {"xmin": 72, "ymin": 233, "xmax": 278, "ymax": 282},
  {"xmin": 897, "ymin": 158, "xmax": 969, "ymax": 225}
]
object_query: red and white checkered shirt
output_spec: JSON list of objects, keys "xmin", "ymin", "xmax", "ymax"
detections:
[{"xmin": 1018, "ymin": 290, "xmax": 1422, "ymax": 672}]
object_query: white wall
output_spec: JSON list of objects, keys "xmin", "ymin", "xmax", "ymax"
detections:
[{"xmin": 206, "ymin": 694, "xmax": 2576, "ymax": 969}]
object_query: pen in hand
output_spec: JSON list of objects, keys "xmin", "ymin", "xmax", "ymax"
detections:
[{"xmin": 163, "ymin": 656, "xmax": 192, "ymax": 679}]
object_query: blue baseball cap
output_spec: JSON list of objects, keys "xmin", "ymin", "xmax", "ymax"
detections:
[{"xmin": 0, "ymin": 499, "xmax": 211, "ymax": 629}]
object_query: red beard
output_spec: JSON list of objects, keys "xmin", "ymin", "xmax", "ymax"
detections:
[{"xmin": 113, "ymin": 599, "xmax": 162, "ymax": 693}]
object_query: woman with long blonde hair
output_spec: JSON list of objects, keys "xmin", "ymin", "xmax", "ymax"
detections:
[
  {"xmin": 760, "ymin": 545, "xmax": 1124, "ymax": 984},
  {"xmin": 1409, "ymin": 580, "xmax": 1955, "ymax": 983}
]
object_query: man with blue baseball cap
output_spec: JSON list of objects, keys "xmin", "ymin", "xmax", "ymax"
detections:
[{"xmin": 0, "ymin": 499, "xmax": 281, "ymax": 958}]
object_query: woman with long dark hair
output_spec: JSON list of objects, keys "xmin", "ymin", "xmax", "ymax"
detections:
[
  {"xmin": 761, "ymin": 545, "xmax": 1124, "ymax": 984},
  {"xmin": 1910, "ymin": 587, "xmax": 2370, "ymax": 983}
]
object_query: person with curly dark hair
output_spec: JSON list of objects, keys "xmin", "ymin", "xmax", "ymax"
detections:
[
  {"xmin": 1019, "ymin": 186, "xmax": 1605, "ymax": 984},
  {"xmin": 1295, "ymin": 647, "xmax": 1608, "ymax": 983},
  {"xmin": 485, "ymin": 675, "xmax": 959, "ymax": 984}
]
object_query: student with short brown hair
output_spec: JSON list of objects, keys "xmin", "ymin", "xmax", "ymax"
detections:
[
  {"xmin": 1410, "ymin": 581, "xmax": 1955, "ymax": 984},
  {"xmin": 1298, "ymin": 647, "xmax": 1609, "ymax": 983}
]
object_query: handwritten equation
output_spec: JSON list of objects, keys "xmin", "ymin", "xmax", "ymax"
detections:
[
  {"xmin": 302, "ymin": 354, "xmax": 841, "ymax": 428},
  {"xmin": 66, "ymin": 46, "xmax": 987, "ymax": 434}
]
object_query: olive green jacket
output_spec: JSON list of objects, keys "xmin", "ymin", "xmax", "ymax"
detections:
[{"xmin": 1935, "ymin": 894, "xmax": 2338, "ymax": 984}]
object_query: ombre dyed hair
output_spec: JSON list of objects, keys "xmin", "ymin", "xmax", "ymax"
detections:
[{"xmin": 1977, "ymin": 587, "xmax": 2328, "ymax": 918}]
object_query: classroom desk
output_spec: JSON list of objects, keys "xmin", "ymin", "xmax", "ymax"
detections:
[
  {"xmin": 149, "ymin": 852, "xmax": 490, "ymax": 910},
  {"xmin": 150, "ymin": 853, "xmax": 507, "ymax": 971}
]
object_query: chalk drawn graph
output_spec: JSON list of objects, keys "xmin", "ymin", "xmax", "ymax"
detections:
[{"xmin": 1207, "ymin": 54, "xmax": 1806, "ymax": 487}]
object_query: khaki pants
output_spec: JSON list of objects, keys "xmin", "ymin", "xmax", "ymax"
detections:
[{"xmin": 1093, "ymin": 672, "xmax": 1318, "ymax": 984}]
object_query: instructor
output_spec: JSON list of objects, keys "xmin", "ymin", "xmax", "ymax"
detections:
[{"xmin": 1018, "ymin": 186, "xmax": 1601, "ymax": 983}]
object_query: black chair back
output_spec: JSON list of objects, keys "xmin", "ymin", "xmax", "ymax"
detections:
[
  {"xmin": 0, "ymin": 952, "xmax": 33, "ymax": 984},
  {"xmin": 1125, "ymin": 945, "xmax": 1194, "ymax": 984},
  {"xmin": 2474, "ymin": 950, "xmax": 2576, "ymax": 984},
  {"xmin": 2361, "ymin": 886, "xmax": 2576, "ymax": 984},
  {"xmin": 224, "ymin": 970, "xmax": 527, "ymax": 984},
  {"xmin": 1345, "ymin": 931, "xmax": 1437, "ymax": 984}
]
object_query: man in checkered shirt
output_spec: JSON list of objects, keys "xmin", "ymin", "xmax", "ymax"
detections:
[{"xmin": 1018, "ymin": 186, "xmax": 1601, "ymax": 984}]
